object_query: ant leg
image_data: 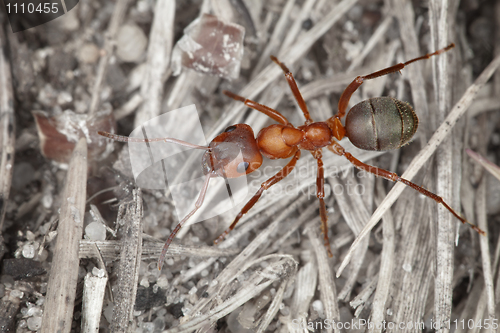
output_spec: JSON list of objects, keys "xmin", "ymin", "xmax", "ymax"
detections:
[
  {"xmin": 336, "ymin": 43, "xmax": 455, "ymax": 120},
  {"xmin": 327, "ymin": 140, "xmax": 485, "ymax": 235},
  {"xmin": 223, "ymin": 90, "xmax": 290, "ymax": 125},
  {"xmin": 270, "ymin": 56, "xmax": 313, "ymax": 124},
  {"xmin": 214, "ymin": 150, "xmax": 301, "ymax": 244},
  {"xmin": 98, "ymin": 131, "xmax": 210, "ymax": 150},
  {"xmin": 312, "ymin": 150, "xmax": 334, "ymax": 257},
  {"xmin": 157, "ymin": 173, "xmax": 212, "ymax": 271}
]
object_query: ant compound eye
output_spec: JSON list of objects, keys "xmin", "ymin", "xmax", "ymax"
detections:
[
  {"xmin": 224, "ymin": 125, "xmax": 237, "ymax": 133},
  {"xmin": 237, "ymin": 161, "xmax": 250, "ymax": 173}
]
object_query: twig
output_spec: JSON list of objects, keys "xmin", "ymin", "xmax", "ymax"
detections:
[{"xmin": 40, "ymin": 138, "xmax": 88, "ymax": 333}]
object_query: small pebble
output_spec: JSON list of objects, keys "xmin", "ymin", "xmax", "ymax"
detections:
[
  {"xmin": 26, "ymin": 306, "xmax": 42, "ymax": 317},
  {"xmin": 22, "ymin": 244, "xmax": 35, "ymax": 259},
  {"xmin": 116, "ymin": 23, "xmax": 147, "ymax": 62},
  {"xmin": 26, "ymin": 231, "xmax": 35, "ymax": 242},
  {"xmin": 157, "ymin": 276, "xmax": 169, "ymax": 289},
  {"xmin": 312, "ymin": 300, "xmax": 324, "ymax": 317},
  {"xmin": 78, "ymin": 43, "xmax": 100, "ymax": 64},
  {"xmin": 85, "ymin": 222, "xmax": 106, "ymax": 241},
  {"xmin": 140, "ymin": 322, "xmax": 155, "ymax": 333},
  {"xmin": 27, "ymin": 316, "xmax": 42, "ymax": 331},
  {"xmin": 18, "ymin": 319, "xmax": 27, "ymax": 328},
  {"xmin": 140, "ymin": 277, "xmax": 150, "ymax": 288}
]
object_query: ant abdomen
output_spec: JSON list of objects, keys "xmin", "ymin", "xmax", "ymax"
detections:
[{"xmin": 345, "ymin": 97, "xmax": 419, "ymax": 151}]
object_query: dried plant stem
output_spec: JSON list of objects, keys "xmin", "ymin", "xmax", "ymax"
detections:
[
  {"xmin": 134, "ymin": 0, "xmax": 175, "ymax": 127},
  {"xmin": 81, "ymin": 273, "xmax": 108, "ymax": 333},
  {"xmin": 429, "ymin": 1, "xmax": 455, "ymax": 330},
  {"xmin": 79, "ymin": 238, "xmax": 240, "ymax": 261},
  {"xmin": 288, "ymin": 260, "xmax": 318, "ymax": 332},
  {"xmin": 305, "ymin": 225, "xmax": 340, "ymax": 333},
  {"xmin": 41, "ymin": 138, "xmax": 88, "ymax": 333},
  {"xmin": 337, "ymin": 53, "xmax": 500, "ymax": 277},
  {"xmin": 256, "ymin": 278, "xmax": 288, "ymax": 333},
  {"xmin": 0, "ymin": 22, "xmax": 14, "ymax": 232},
  {"xmin": 476, "ymin": 178, "xmax": 495, "ymax": 320},
  {"xmin": 369, "ymin": 180, "xmax": 395, "ymax": 333},
  {"xmin": 110, "ymin": 189, "xmax": 143, "ymax": 333}
]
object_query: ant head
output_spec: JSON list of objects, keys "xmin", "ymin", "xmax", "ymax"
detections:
[{"xmin": 202, "ymin": 124, "xmax": 263, "ymax": 178}]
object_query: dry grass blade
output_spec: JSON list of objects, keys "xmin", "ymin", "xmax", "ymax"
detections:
[
  {"xmin": 110, "ymin": 189, "xmax": 143, "ymax": 333},
  {"xmin": 369, "ymin": 181, "xmax": 395, "ymax": 333},
  {"xmin": 79, "ymin": 238, "xmax": 240, "ymax": 261},
  {"xmin": 0, "ymin": 26, "xmax": 16, "ymax": 230},
  {"xmin": 476, "ymin": 178, "xmax": 495, "ymax": 321},
  {"xmin": 429, "ymin": 0, "xmax": 455, "ymax": 328},
  {"xmin": 134, "ymin": 0, "xmax": 175, "ymax": 127},
  {"xmin": 0, "ymin": 22, "xmax": 14, "ymax": 231},
  {"xmin": 256, "ymin": 278, "xmax": 288, "ymax": 333},
  {"xmin": 287, "ymin": 260, "xmax": 318, "ymax": 332},
  {"xmin": 337, "ymin": 53, "xmax": 500, "ymax": 277},
  {"xmin": 305, "ymin": 225, "xmax": 340, "ymax": 333},
  {"xmin": 40, "ymin": 138, "xmax": 88, "ymax": 333}
]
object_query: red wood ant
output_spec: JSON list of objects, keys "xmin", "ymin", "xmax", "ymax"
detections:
[{"xmin": 99, "ymin": 42, "xmax": 485, "ymax": 272}]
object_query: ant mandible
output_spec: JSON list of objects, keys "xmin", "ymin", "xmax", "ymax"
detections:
[{"xmin": 99, "ymin": 42, "xmax": 484, "ymax": 272}]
